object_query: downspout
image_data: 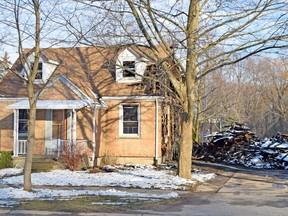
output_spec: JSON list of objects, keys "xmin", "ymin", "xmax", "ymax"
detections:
[
  {"xmin": 155, "ymin": 98, "xmax": 159, "ymax": 165},
  {"xmin": 92, "ymin": 104, "xmax": 97, "ymax": 167}
]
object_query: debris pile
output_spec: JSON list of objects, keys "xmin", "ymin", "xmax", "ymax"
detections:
[{"xmin": 193, "ymin": 122, "xmax": 288, "ymax": 169}]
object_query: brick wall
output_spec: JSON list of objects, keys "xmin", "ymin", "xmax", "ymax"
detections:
[
  {"xmin": 0, "ymin": 101, "xmax": 14, "ymax": 152},
  {"xmin": 96, "ymin": 100, "xmax": 162, "ymax": 164}
]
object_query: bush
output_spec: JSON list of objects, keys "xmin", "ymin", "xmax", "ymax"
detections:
[
  {"xmin": 60, "ymin": 144, "xmax": 87, "ymax": 171},
  {"xmin": 0, "ymin": 151, "xmax": 13, "ymax": 169}
]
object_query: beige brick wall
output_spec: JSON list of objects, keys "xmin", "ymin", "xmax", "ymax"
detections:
[
  {"xmin": 0, "ymin": 101, "xmax": 14, "ymax": 152},
  {"xmin": 96, "ymin": 100, "xmax": 162, "ymax": 163},
  {"xmin": 33, "ymin": 110, "xmax": 46, "ymax": 155},
  {"xmin": 0, "ymin": 98, "xmax": 162, "ymax": 165}
]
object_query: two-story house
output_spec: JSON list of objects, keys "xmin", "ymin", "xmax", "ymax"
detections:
[{"xmin": 0, "ymin": 45, "xmax": 165, "ymax": 166}]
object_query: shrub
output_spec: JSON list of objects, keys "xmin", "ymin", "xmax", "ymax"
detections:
[
  {"xmin": 0, "ymin": 151, "xmax": 13, "ymax": 169},
  {"xmin": 60, "ymin": 143, "xmax": 87, "ymax": 171}
]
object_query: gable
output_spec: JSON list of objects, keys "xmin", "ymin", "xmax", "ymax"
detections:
[
  {"xmin": 21, "ymin": 52, "xmax": 59, "ymax": 84},
  {"xmin": 38, "ymin": 74, "xmax": 92, "ymax": 102},
  {"xmin": 39, "ymin": 79, "xmax": 82, "ymax": 100}
]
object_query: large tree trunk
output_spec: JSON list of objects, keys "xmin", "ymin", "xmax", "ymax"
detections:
[
  {"xmin": 178, "ymin": 110, "xmax": 193, "ymax": 178},
  {"xmin": 177, "ymin": 0, "xmax": 199, "ymax": 179}
]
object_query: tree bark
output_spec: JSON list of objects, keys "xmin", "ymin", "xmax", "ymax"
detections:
[
  {"xmin": 23, "ymin": 0, "xmax": 40, "ymax": 191},
  {"xmin": 23, "ymin": 98, "xmax": 36, "ymax": 191},
  {"xmin": 178, "ymin": 106, "xmax": 193, "ymax": 178}
]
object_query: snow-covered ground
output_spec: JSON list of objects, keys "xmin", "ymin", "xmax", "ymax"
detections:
[
  {"xmin": 0, "ymin": 168, "xmax": 23, "ymax": 178},
  {"xmin": 0, "ymin": 165, "xmax": 215, "ymax": 207}
]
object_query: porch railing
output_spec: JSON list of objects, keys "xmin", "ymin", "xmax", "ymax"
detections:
[
  {"xmin": 15, "ymin": 139, "xmax": 88, "ymax": 157},
  {"xmin": 46, "ymin": 139, "xmax": 89, "ymax": 157},
  {"xmin": 17, "ymin": 140, "xmax": 27, "ymax": 155}
]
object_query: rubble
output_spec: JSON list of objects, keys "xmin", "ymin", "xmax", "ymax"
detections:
[{"xmin": 193, "ymin": 122, "xmax": 288, "ymax": 169}]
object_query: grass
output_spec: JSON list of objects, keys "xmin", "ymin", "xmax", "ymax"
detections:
[
  {"xmin": 14, "ymin": 195, "xmax": 174, "ymax": 213},
  {"xmin": 16, "ymin": 196, "xmax": 128, "ymax": 213}
]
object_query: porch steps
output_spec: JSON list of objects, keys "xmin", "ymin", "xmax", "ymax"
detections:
[{"xmin": 13, "ymin": 156, "xmax": 64, "ymax": 172}]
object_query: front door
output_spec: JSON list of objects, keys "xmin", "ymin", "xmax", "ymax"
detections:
[{"xmin": 45, "ymin": 110, "xmax": 65, "ymax": 155}]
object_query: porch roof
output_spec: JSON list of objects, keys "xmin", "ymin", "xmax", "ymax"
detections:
[{"xmin": 8, "ymin": 100, "xmax": 91, "ymax": 110}]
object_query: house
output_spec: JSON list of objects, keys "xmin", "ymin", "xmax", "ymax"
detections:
[{"xmin": 0, "ymin": 45, "xmax": 167, "ymax": 166}]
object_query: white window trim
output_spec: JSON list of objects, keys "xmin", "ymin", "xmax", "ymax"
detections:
[
  {"xmin": 119, "ymin": 103, "xmax": 140, "ymax": 138},
  {"xmin": 18, "ymin": 109, "xmax": 28, "ymax": 137},
  {"xmin": 30, "ymin": 61, "xmax": 45, "ymax": 84},
  {"xmin": 115, "ymin": 48, "xmax": 148, "ymax": 83},
  {"xmin": 116, "ymin": 60, "xmax": 142, "ymax": 83}
]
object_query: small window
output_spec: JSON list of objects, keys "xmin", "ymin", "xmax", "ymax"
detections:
[
  {"xmin": 19, "ymin": 109, "xmax": 28, "ymax": 135},
  {"xmin": 31, "ymin": 62, "xmax": 43, "ymax": 79},
  {"xmin": 123, "ymin": 61, "xmax": 135, "ymax": 77},
  {"xmin": 120, "ymin": 104, "xmax": 140, "ymax": 136}
]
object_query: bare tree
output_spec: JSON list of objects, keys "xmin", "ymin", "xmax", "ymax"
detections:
[
  {"xmin": 249, "ymin": 57, "xmax": 288, "ymax": 136},
  {"xmin": 0, "ymin": 0, "xmax": 42, "ymax": 191},
  {"xmin": 112, "ymin": 0, "xmax": 287, "ymax": 178},
  {"xmin": 0, "ymin": 0, "xmax": 75, "ymax": 191},
  {"xmin": 73, "ymin": 0, "xmax": 288, "ymax": 178}
]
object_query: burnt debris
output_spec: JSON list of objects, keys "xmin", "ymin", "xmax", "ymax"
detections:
[{"xmin": 193, "ymin": 122, "xmax": 288, "ymax": 169}]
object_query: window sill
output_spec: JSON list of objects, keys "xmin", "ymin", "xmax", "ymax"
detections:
[
  {"xmin": 116, "ymin": 78, "xmax": 141, "ymax": 83},
  {"xmin": 33, "ymin": 80, "xmax": 45, "ymax": 84},
  {"xmin": 119, "ymin": 134, "xmax": 140, "ymax": 139}
]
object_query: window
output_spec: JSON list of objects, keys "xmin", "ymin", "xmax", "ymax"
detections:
[
  {"xmin": 123, "ymin": 61, "xmax": 136, "ymax": 77},
  {"xmin": 120, "ymin": 104, "xmax": 140, "ymax": 136},
  {"xmin": 19, "ymin": 109, "xmax": 28, "ymax": 135},
  {"xmin": 31, "ymin": 62, "xmax": 43, "ymax": 79}
]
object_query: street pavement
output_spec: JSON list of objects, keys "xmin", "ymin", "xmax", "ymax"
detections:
[{"xmin": 1, "ymin": 162, "xmax": 288, "ymax": 215}]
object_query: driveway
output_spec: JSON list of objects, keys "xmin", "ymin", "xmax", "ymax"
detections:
[
  {"xmin": 1, "ymin": 162, "xmax": 288, "ymax": 215},
  {"xmin": 137, "ymin": 162, "xmax": 288, "ymax": 216}
]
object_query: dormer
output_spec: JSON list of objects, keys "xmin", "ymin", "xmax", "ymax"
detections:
[
  {"xmin": 115, "ymin": 48, "xmax": 148, "ymax": 83},
  {"xmin": 21, "ymin": 51, "xmax": 59, "ymax": 84}
]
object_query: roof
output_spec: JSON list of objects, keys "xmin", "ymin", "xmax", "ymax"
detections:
[
  {"xmin": 8, "ymin": 100, "xmax": 91, "ymax": 110},
  {"xmin": 0, "ymin": 45, "xmax": 166, "ymax": 99}
]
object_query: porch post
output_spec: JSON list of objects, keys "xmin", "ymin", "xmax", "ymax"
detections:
[
  {"xmin": 13, "ymin": 109, "xmax": 19, "ymax": 156},
  {"xmin": 67, "ymin": 110, "xmax": 72, "ymax": 144},
  {"xmin": 72, "ymin": 109, "xmax": 77, "ymax": 144},
  {"xmin": 45, "ymin": 109, "xmax": 52, "ymax": 155},
  {"xmin": 92, "ymin": 105, "xmax": 97, "ymax": 166}
]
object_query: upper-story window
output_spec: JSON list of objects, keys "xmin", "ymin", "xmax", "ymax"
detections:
[
  {"xmin": 123, "ymin": 61, "xmax": 136, "ymax": 78},
  {"xmin": 115, "ymin": 48, "xmax": 148, "ymax": 83},
  {"xmin": 31, "ymin": 62, "xmax": 43, "ymax": 80}
]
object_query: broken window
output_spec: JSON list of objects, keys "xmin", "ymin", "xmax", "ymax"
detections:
[
  {"xmin": 31, "ymin": 62, "xmax": 43, "ymax": 79},
  {"xmin": 123, "ymin": 61, "xmax": 136, "ymax": 77}
]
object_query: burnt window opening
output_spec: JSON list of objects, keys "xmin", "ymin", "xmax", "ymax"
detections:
[
  {"xmin": 31, "ymin": 62, "xmax": 43, "ymax": 79},
  {"xmin": 123, "ymin": 61, "xmax": 136, "ymax": 78}
]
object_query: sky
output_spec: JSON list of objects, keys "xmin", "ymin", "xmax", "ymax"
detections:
[{"xmin": 0, "ymin": 0, "xmax": 286, "ymax": 64}]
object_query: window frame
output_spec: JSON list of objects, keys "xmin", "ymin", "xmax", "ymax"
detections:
[
  {"xmin": 122, "ymin": 61, "xmax": 136, "ymax": 78},
  {"xmin": 18, "ymin": 109, "xmax": 28, "ymax": 136},
  {"xmin": 119, "ymin": 103, "xmax": 140, "ymax": 138},
  {"xmin": 30, "ymin": 61, "xmax": 44, "ymax": 82}
]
